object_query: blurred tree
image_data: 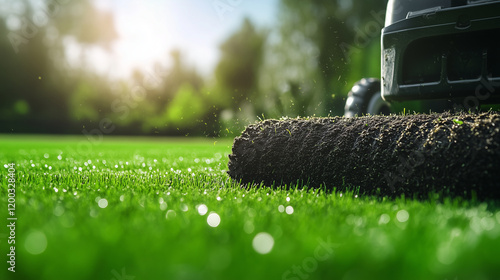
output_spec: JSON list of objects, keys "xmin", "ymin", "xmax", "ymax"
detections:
[
  {"xmin": 138, "ymin": 50, "xmax": 211, "ymax": 135},
  {"xmin": 164, "ymin": 84, "xmax": 205, "ymax": 130},
  {"xmin": 0, "ymin": 10, "xmax": 70, "ymax": 132},
  {"xmin": 258, "ymin": 0, "xmax": 387, "ymax": 117},
  {"xmin": 53, "ymin": 0, "xmax": 117, "ymax": 48},
  {"xmin": 159, "ymin": 50, "xmax": 204, "ymax": 108},
  {"xmin": 0, "ymin": 0, "xmax": 118, "ymax": 133},
  {"xmin": 214, "ymin": 18, "xmax": 267, "ymax": 113},
  {"xmin": 212, "ymin": 18, "xmax": 267, "ymax": 136}
]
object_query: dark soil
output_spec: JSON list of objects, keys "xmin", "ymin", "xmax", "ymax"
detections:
[{"xmin": 228, "ymin": 112, "xmax": 500, "ymax": 199}]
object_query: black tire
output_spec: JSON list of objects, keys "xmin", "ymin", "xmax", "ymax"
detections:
[{"xmin": 344, "ymin": 78, "xmax": 390, "ymax": 117}]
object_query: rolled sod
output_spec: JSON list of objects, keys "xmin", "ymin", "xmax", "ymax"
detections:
[{"xmin": 228, "ymin": 112, "xmax": 500, "ymax": 198}]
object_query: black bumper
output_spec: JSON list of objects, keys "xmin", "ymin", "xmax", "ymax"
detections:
[{"xmin": 381, "ymin": 1, "xmax": 500, "ymax": 103}]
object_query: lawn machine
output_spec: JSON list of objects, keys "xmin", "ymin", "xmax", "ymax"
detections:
[
  {"xmin": 228, "ymin": 0, "xmax": 500, "ymax": 198},
  {"xmin": 345, "ymin": 0, "xmax": 500, "ymax": 117}
]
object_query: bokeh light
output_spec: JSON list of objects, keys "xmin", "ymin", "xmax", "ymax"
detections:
[
  {"xmin": 397, "ymin": 210, "xmax": 409, "ymax": 223},
  {"xmin": 25, "ymin": 231, "xmax": 48, "ymax": 255},
  {"xmin": 197, "ymin": 204, "xmax": 208, "ymax": 215},
  {"xmin": 98, "ymin": 198, "xmax": 108, "ymax": 209},
  {"xmin": 252, "ymin": 232, "xmax": 274, "ymax": 254},
  {"xmin": 207, "ymin": 212, "xmax": 221, "ymax": 227}
]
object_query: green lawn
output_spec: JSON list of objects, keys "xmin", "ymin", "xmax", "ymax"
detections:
[{"xmin": 1, "ymin": 135, "xmax": 500, "ymax": 280}]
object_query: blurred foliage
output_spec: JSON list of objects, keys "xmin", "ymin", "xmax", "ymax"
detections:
[
  {"xmin": 215, "ymin": 18, "xmax": 266, "ymax": 111},
  {"xmin": 53, "ymin": 0, "xmax": 117, "ymax": 48},
  {"xmin": 258, "ymin": 0, "xmax": 386, "ymax": 118},
  {"xmin": 0, "ymin": 0, "xmax": 117, "ymax": 133},
  {"xmin": 165, "ymin": 84, "xmax": 205, "ymax": 129},
  {"xmin": 0, "ymin": 0, "xmax": 388, "ymax": 136},
  {"xmin": 214, "ymin": 18, "xmax": 267, "ymax": 136}
]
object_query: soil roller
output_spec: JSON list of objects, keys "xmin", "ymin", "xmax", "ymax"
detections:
[
  {"xmin": 228, "ymin": 112, "xmax": 500, "ymax": 198},
  {"xmin": 228, "ymin": 0, "xmax": 500, "ymax": 198}
]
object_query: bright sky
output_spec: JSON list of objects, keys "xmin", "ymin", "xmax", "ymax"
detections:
[{"xmin": 78, "ymin": 0, "xmax": 279, "ymax": 79}]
